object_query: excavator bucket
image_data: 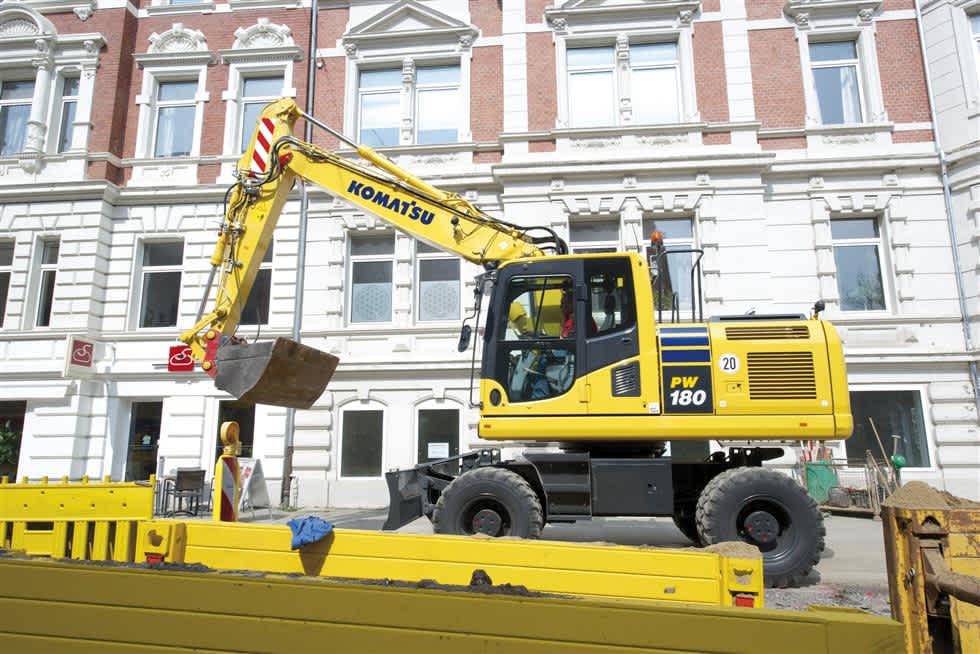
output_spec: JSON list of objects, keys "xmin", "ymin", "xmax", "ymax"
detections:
[{"xmin": 215, "ymin": 337, "xmax": 339, "ymax": 409}]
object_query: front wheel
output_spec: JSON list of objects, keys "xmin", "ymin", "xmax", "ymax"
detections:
[
  {"xmin": 432, "ymin": 467, "xmax": 544, "ymax": 539},
  {"xmin": 696, "ymin": 467, "xmax": 824, "ymax": 588}
]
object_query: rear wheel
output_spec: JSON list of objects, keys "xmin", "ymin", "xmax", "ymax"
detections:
[
  {"xmin": 432, "ymin": 467, "xmax": 544, "ymax": 539},
  {"xmin": 696, "ymin": 467, "xmax": 824, "ymax": 588}
]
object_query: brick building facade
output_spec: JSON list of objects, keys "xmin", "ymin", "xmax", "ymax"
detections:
[{"xmin": 0, "ymin": 0, "xmax": 976, "ymax": 507}]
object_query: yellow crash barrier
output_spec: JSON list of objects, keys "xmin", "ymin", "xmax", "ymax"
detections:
[
  {"xmin": 0, "ymin": 475, "xmax": 153, "ymax": 561},
  {"xmin": 0, "ymin": 556, "xmax": 904, "ymax": 654},
  {"xmin": 136, "ymin": 519, "xmax": 763, "ymax": 607}
]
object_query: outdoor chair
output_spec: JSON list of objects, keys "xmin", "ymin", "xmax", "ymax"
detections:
[{"xmin": 164, "ymin": 468, "xmax": 207, "ymax": 517}]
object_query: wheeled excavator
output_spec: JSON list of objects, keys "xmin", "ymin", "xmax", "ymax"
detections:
[{"xmin": 179, "ymin": 98, "xmax": 853, "ymax": 587}]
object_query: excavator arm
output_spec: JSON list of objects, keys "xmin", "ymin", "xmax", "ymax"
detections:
[{"xmin": 178, "ymin": 98, "xmax": 564, "ymax": 408}]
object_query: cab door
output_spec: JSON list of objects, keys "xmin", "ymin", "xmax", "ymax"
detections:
[
  {"xmin": 481, "ymin": 259, "xmax": 590, "ymax": 416},
  {"xmin": 579, "ymin": 257, "xmax": 649, "ymax": 415}
]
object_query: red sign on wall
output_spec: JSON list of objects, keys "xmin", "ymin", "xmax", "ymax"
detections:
[
  {"xmin": 70, "ymin": 338, "xmax": 94, "ymax": 367},
  {"xmin": 168, "ymin": 345, "xmax": 194, "ymax": 372}
]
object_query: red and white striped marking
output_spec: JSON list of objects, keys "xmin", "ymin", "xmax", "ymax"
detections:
[
  {"xmin": 217, "ymin": 456, "xmax": 240, "ymax": 521},
  {"xmin": 250, "ymin": 117, "xmax": 276, "ymax": 175}
]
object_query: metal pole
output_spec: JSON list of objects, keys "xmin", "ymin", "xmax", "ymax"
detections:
[
  {"xmin": 914, "ymin": 1, "xmax": 980, "ymax": 414},
  {"xmin": 281, "ymin": 0, "xmax": 318, "ymax": 508}
]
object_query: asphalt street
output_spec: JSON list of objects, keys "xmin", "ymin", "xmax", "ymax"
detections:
[{"xmin": 253, "ymin": 507, "xmax": 891, "ymax": 614}]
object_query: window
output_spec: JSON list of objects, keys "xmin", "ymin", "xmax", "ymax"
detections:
[
  {"xmin": 153, "ymin": 80, "xmax": 197, "ymax": 157},
  {"xmin": 139, "ymin": 241, "xmax": 183, "ymax": 328},
  {"xmin": 416, "ymin": 242, "xmax": 459, "ymax": 322},
  {"xmin": 349, "ymin": 234, "xmax": 394, "ymax": 324},
  {"xmin": 809, "ymin": 41, "xmax": 863, "ymax": 125},
  {"xmin": 585, "ymin": 259, "xmax": 636, "ymax": 336},
  {"xmin": 0, "ymin": 79, "xmax": 33, "ymax": 156},
  {"xmin": 357, "ymin": 64, "xmax": 460, "ymax": 147},
  {"xmin": 240, "ymin": 242, "xmax": 273, "ymax": 326},
  {"xmin": 642, "ymin": 218, "xmax": 695, "ymax": 318},
  {"xmin": 630, "ymin": 43, "xmax": 680, "ymax": 125},
  {"xmin": 567, "ymin": 47, "xmax": 615, "ymax": 128},
  {"xmin": 418, "ymin": 408, "xmax": 459, "ymax": 464},
  {"xmin": 499, "ymin": 275, "xmax": 576, "ymax": 402},
  {"xmin": 238, "ymin": 75, "xmax": 283, "ymax": 153},
  {"xmin": 127, "ymin": 401, "xmax": 162, "ymax": 482},
  {"xmin": 0, "ymin": 240, "xmax": 12, "ymax": 328},
  {"xmin": 35, "ymin": 238, "xmax": 59, "ymax": 328},
  {"xmin": 846, "ymin": 390, "xmax": 929, "ymax": 468},
  {"xmin": 341, "ymin": 409, "xmax": 383, "ymax": 477},
  {"xmin": 0, "ymin": 400, "xmax": 25, "ymax": 476},
  {"xmin": 217, "ymin": 401, "xmax": 254, "ymax": 459},
  {"xmin": 569, "ymin": 220, "xmax": 619, "ymax": 253},
  {"xmin": 831, "ymin": 218, "xmax": 886, "ymax": 311},
  {"xmin": 57, "ymin": 76, "xmax": 79, "ymax": 154},
  {"xmin": 566, "ymin": 41, "xmax": 680, "ymax": 128}
]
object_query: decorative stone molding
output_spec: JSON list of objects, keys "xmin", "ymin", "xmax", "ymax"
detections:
[
  {"xmin": 72, "ymin": 0, "xmax": 95, "ymax": 21},
  {"xmin": 136, "ymin": 23, "xmax": 215, "ymax": 66},
  {"xmin": 219, "ymin": 18, "xmax": 301, "ymax": 63},
  {"xmin": 8, "ymin": 0, "xmax": 97, "ymax": 19},
  {"xmin": 233, "ymin": 18, "xmax": 293, "ymax": 50},
  {"xmin": 784, "ymin": 1, "xmax": 882, "ymax": 27},
  {"xmin": 549, "ymin": 16, "xmax": 568, "ymax": 34},
  {"xmin": 342, "ymin": 0, "xmax": 478, "ymax": 55},
  {"xmin": 546, "ymin": 0, "xmax": 702, "ymax": 29},
  {"xmin": 0, "ymin": 17, "xmax": 40, "ymax": 36}
]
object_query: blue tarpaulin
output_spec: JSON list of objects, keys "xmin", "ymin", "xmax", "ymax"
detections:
[{"xmin": 287, "ymin": 516, "xmax": 334, "ymax": 550}]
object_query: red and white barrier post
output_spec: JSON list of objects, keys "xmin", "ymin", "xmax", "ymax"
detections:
[{"xmin": 213, "ymin": 421, "xmax": 242, "ymax": 522}]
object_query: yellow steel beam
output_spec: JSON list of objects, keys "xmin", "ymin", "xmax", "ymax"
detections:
[
  {"xmin": 0, "ymin": 557, "xmax": 904, "ymax": 654},
  {"xmin": 136, "ymin": 519, "xmax": 762, "ymax": 607}
]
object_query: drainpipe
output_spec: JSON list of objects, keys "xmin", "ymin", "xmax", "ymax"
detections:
[
  {"xmin": 914, "ymin": 0, "xmax": 980, "ymax": 414},
  {"xmin": 281, "ymin": 0, "xmax": 319, "ymax": 508}
]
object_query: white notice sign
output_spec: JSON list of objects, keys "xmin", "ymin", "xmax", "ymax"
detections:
[
  {"xmin": 237, "ymin": 458, "xmax": 272, "ymax": 512},
  {"xmin": 427, "ymin": 442, "xmax": 451, "ymax": 460}
]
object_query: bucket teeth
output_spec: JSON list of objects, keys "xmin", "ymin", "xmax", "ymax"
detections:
[{"xmin": 214, "ymin": 337, "xmax": 339, "ymax": 409}]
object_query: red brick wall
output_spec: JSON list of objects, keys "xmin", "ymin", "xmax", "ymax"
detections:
[
  {"xmin": 759, "ymin": 136, "xmax": 806, "ymax": 150},
  {"xmin": 529, "ymin": 140, "xmax": 556, "ymax": 152},
  {"xmin": 318, "ymin": 4, "xmax": 349, "ymax": 45},
  {"xmin": 471, "ymin": 46, "xmax": 503, "ymax": 141},
  {"xmin": 876, "ymin": 19, "xmax": 932, "ymax": 124},
  {"xmin": 526, "ymin": 32, "xmax": 556, "ymax": 131},
  {"xmin": 703, "ymin": 132, "xmax": 731, "ymax": 145},
  {"xmin": 893, "ymin": 130, "xmax": 934, "ymax": 143},
  {"xmin": 749, "ymin": 28, "xmax": 805, "ymax": 129},
  {"xmin": 693, "ymin": 21, "xmax": 729, "ymax": 123},
  {"xmin": 883, "ymin": 0, "xmax": 914, "ymax": 10},
  {"xmin": 747, "ymin": 0, "xmax": 785, "ymax": 20},
  {"xmin": 526, "ymin": 0, "xmax": 550, "ymax": 24},
  {"xmin": 314, "ymin": 6, "xmax": 350, "ymax": 149},
  {"xmin": 470, "ymin": 0, "xmax": 501, "ymax": 38},
  {"xmin": 474, "ymin": 151, "xmax": 502, "ymax": 163},
  {"xmin": 701, "ymin": 0, "xmax": 721, "ymax": 12}
]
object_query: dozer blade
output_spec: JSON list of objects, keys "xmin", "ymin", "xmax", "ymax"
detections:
[
  {"xmin": 383, "ymin": 466, "xmax": 426, "ymax": 531},
  {"xmin": 215, "ymin": 337, "xmax": 339, "ymax": 409}
]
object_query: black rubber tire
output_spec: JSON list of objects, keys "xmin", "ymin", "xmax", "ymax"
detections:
[
  {"xmin": 432, "ymin": 467, "xmax": 544, "ymax": 539},
  {"xmin": 695, "ymin": 467, "xmax": 824, "ymax": 588},
  {"xmin": 672, "ymin": 504, "xmax": 702, "ymax": 545}
]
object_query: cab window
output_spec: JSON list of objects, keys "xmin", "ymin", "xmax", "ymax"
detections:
[
  {"xmin": 585, "ymin": 259, "xmax": 635, "ymax": 336},
  {"xmin": 497, "ymin": 276, "xmax": 575, "ymax": 402}
]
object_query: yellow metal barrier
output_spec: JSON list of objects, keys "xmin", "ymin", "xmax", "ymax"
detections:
[
  {"xmin": 0, "ymin": 475, "xmax": 154, "ymax": 561},
  {"xmin": 882, "ymin": 482, "xmax": 980, "ymax": 654},
  {"xmin": 0, "ymin": 556, "xmax": 905, "ymax": 653},
  {"xmin": 135, "ymin": 518, "xmax": 764, "ymax": 608}
]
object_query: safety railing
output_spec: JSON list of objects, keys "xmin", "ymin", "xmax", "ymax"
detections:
[{"xmin": 0, "ymin": 475, "xmax": 154, "ymax": 561}]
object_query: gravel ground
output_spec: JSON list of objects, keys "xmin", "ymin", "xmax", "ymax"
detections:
[{"xmin": 766, "ymin": 584, "xmax": 891, "ymax": 616}]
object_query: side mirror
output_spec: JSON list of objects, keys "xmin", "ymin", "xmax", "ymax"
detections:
[
  {"xmin": 457, "ymin": 324, "xmax": 472, "ymax": 352},
  {"xmin": 812, "ymin": 300, "xmax": 826, "ymax": 319}
]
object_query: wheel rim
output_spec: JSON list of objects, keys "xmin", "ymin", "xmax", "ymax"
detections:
[
  {"xmin": 734, "ymin": 496, "xmax": 797, "ymax": 565},
  {"xmin": 459, "ymin": 496, "xmax": 511, "ymax": 536}
]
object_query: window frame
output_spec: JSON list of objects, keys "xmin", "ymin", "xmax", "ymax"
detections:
[
  {"xmin": 338, "ymin": 405, "xmax": 386, "ymax": 480},
  {"xmin": 415, "ymin": 241, "xmax": 461, "ymax": 324},
  {"xmin": 134, "ymin": 64, "xmax": 209, "ymax": 161},
  {"xmin": 641, "ymin": 216, "xmax": 697, "ymax": 321},
  {"xmin": 568, "ymin": 218, "xmax": 621, "ymax": 254},
  {"xmin": 830, "ymin": 215, "xmax": 890, "ymax": 313},
  {"xmin": 347, "ymin": 232, "xmax": 396, "ymax": 326},
  {"xmin": 834, "ymin": 385, "xmax": 937, "ymax": 472},
  {"xmin": 415, "ymin": 403, "xmax": 462, "ymax": 466},
  {"xmin": 151, "ymin": 78, "xmax": 199, "ymax": 158},
  {"xmin": 54, "ymin": 73, "xmax": 79, "ymax": 154},
  {"xmin": 555, "ymin": 30, "xmax": 696, "ymax": 130},
  {"xmin": 135, "ymin": 238, "xmax": 185, "ymax": 330},
  {"xmin": 807, "ymin": 39, "xmax": 867, "ymax": 126},
  {"xmin": 221, "ymin": 61, "xmax": 294, "ymax": 158},
  {"xmin": 0, "ymin": 237, "xmax": 13, "ymax": 329},
  {"xmin": 0, "ymin": 77, "xmax": 35, "ymax": 157},
  {"xmin": 239, "ymin": 241, "xmax": 274, "ymax": 327},
  {"xmin": 33, "ymin": 236, "xmax": 59, "ymax": 329}
]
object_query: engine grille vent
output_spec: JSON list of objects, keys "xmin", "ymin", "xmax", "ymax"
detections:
[
  {"xmin": 726, "ymin": 325, "xmax": 810, "ymax": 340},
  {"xmin": 747, "ymin": 352, "xmax": 817, "ymax": 400},
  {"xmin": 611, "ymin": 361, "xmax": 640, "ymax": 397}
]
